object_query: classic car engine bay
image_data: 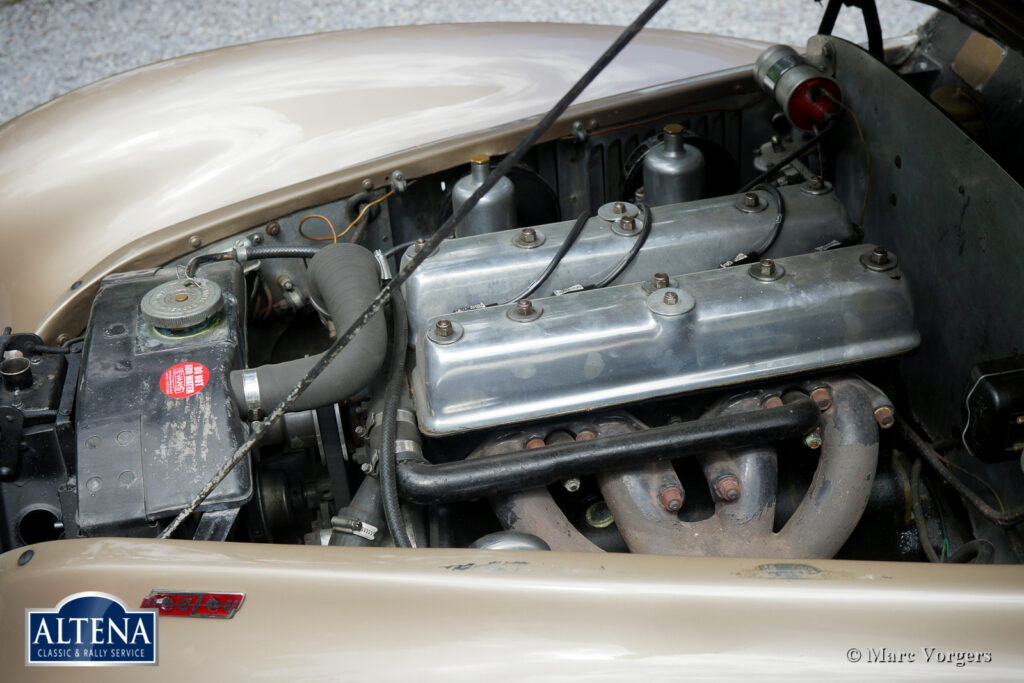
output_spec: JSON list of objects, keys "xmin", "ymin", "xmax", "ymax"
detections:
[{"xmin": 2, "ymin": 11, "xmax": 1023, "ymax": 567}]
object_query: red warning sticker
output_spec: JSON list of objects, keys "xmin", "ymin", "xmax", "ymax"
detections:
[{"xmin": 159, "ymin": 362, "xmax": 210, "ymax": 398}]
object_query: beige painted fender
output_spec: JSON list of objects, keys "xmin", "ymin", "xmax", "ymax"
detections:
[
  {"xmin": 2, "ymin": 539, "xmax": 1023, "ymax": 679},
  {"xmin": 0, "ymin": 23, "xmax": 765, "ymax": 337}
]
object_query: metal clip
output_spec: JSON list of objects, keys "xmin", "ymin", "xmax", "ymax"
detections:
[
  {"xmin": 175, "ymin": 264, "xmax": 202, "ymax": 288},
  {"xmin": 553, "ymin": 284, "xmax": 585, "ymax": 296},
  {"xmin": 373, "ymin": 249, "xmax": 393, "ymax": 282}
]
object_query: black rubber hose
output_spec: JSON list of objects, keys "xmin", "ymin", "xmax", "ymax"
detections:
[
  {"xmin": 397, "ymin": 393, "xmax": 819, "ymax": 504},
  {"xmin": 947, "ymin": 539, "xmax": 996, "ymax": 564},
  {"xmin": 502, "ymin": 210, "xmax": 589, "ymax": 304},
  {"xmin": 229, "ymin": 243, "xmax": 386, "ymax": 413},
  {"xmin": 186, "ymin": 246, "xmax": 320, "ymax": 277},
  {"xmin": 328, "ymin": 477, "xmax": 386, "ymax": 547},
  {"xmin": 380, "ymin": 290, "xmax": 413, "ymax": 547},
  {"xmin": 898, "ymin": 420, "xmax": 1024, "ymax": 528},
  {"xmin": 738, "ymin": 119, "xmax": 836, "ymax": 193},
  {"xmin": 24, "ymin": 343, "xmax": 78, "ymax": 354},
  {"xmin": 242, "ymin": 246, "xmax": 319, "ymax": 260}
]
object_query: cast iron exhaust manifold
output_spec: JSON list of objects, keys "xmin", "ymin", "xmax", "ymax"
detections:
[{"xmin": 470, "ymin": 376, "xmax": 890, "ymax": 558}]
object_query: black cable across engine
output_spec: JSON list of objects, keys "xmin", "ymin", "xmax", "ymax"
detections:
[
  {"xmin": 159, "ymin": 0, "xmax": 673, "ymax": 538},
  {"xmin": 502, "ymin": 210, "xmax": 589, "ymax": 304}
]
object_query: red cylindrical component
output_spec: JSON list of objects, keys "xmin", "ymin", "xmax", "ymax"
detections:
[{"xmin": 787, "ymin": 78, "xmax": 842, "ymax": 130}]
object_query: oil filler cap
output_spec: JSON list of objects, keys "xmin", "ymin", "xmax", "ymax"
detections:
[{"xmin": 140, "ymin": 279, "xmax": 223, "ymax": 331}]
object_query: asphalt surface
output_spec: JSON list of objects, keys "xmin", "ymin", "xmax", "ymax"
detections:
[{"xmin": 1, "ymin": 0, "xmax": 935, "ymax": 123}]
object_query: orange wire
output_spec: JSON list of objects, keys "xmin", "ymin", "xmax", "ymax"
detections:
[
  {"xmin": 300, "ymin": 181, "xmax": 414, "ymax": 243},
  {"xmin": 336, "ymin": 190, "xmax": 394, "ymax": 240},
  {"xmin": 297, "ymin": 214, "xmax": 338, "ymax": 242}
]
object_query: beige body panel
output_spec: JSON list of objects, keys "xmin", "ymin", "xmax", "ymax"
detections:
[
  {"xmin": 2, "ymin": 539, "xmax": 1023, "ymax": 679},
  {"xmin": 0, "ymin": 23, "xmax": 765, "ymax": 337}
]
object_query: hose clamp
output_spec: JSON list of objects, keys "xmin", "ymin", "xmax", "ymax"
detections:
[
  {"xmin": 367, "ymin": 409, "xmax": 417, "ymax": 431},
  {"xmin": 241, "ymin": 369, "xmax": 262, "ymax": 421},
  {"xmin": 369, "ymin": 439, "xmax": 422, "ymax": 469},
  {"xmin": 395, "ymin": 439, "xmax": 422, "ymax": 455},
  {"xmin": 331, "ymin": 515, "xmax": 378, "ymax": 541},
  {"xmin": 394, "ymin": 439, "xmax": 423, "ymax": 463}
]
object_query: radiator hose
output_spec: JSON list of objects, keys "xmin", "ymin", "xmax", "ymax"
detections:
[{"xmin": 229, "ymin": 242, "xmax": 386, "ymax": 414}]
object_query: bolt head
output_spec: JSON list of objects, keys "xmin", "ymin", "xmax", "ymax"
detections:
[
  {"xmin": 612, "ymin": 202, "xmax": 626, "ymax": 215},
  {"xmin": 516, "ymin": 299, "xmax": 534, "ymax": 316},
  {"xmin": 659, "ymin": 486, "xmax": 684, "ymax": 512},
  {"xmin": 525, "ymin": 438, "xmax": 546, "ymax": 450},
  {"xmin": 715, "ymin": 476, "xmax": 741, "ymax": 503},
  {"xmin": 265, "ymin": 221, "xmax": 281, "ymax": 236},
  {"xmin": 414, "ymin": 238, "xmax": 426, "ymax": 253},
  {"xmin": 619, "ymin": 215, "xmax": 636, "ymax": 232},
  {"xmin": 563, "ymin": 478, "xmax": 581, "ymax": 493},
  {"xmin": 759, "ymin": 259, "xmax": 776, "ymax": 277},
  {"xmin": 870, "ymin": 247, "xmax": 890, "ymax": 265},
  {"xmin": 762, "ymin": 396, "xmax": 784, "ymax": 409},
  {"xmin": 743, "ymin": 192, "xmax": 760, "ymax": 208},
  {"xmin": 362, "ymin": 178, "xmax": 374, "ymax": 190},
  {"xmin": 809, "ymin": 176, "xmax": 824, "ymax": 190},
  {"xmin": 520, "ymin": 227, "xmax": 537, "ymax": 244},
  {"xmin": 574, "ymin": 430, "xmax": 596, "ymax": 442},
  {"xmin": 435, "ymin": 319, "xmax": 453, "ymax": 338},
  {"xmin": 663, "ymin": 291, "xmax": 679, "ymax": 306},
  {"xmin": 188, "ymin": 235, "xmax": 202, "ymax": 249},
  {"xmin": 652, "ymin": 273, "xmax": 670, "ymax": 289},
  {"xmin": 804, "ymin": 430, "xmax": 823, "ymax": 450}
]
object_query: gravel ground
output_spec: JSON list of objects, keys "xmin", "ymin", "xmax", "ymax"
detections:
[{"xmin": 0, "ymin": 0, "xmax": 935, "ymax": 123}]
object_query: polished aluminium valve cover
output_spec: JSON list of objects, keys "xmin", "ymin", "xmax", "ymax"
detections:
[
  {"xmin": 411, "ymin": 246, "xmax": 919, "ymax": 435},
  {"xmin": 402, "ymin": 182, "xmax": 855, "ymax": 346}
]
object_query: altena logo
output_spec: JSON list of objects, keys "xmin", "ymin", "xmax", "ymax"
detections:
[{"xmin": 25, "ymin": 592, "xmax": 158, "ymax": 666}]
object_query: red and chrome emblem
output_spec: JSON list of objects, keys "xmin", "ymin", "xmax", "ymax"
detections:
[{"xmin": 141, "ymin": 591, "xmax": 244, "ymax": 619}]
